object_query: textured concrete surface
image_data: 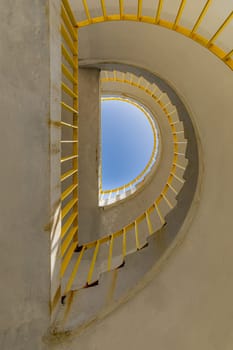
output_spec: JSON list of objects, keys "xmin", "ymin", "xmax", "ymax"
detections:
[
  {"xmin": 78, "ymin": 68, "xmax": 100, "ymax": 244},
  {"xmin": 1, "ymin": 1, "xmax": 233, "ymax": 349},
  {"xmin": 0, "ymin": 1, "xmax": 52, "ymax": 349},
  {"xmin": 99, "ymin": 73, "xmax": 188, "ymax": 236}
]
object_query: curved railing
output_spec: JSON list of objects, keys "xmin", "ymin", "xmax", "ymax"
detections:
[
  {"xmin": 51, "ymin": 0, "xmax": 79, "ymax": 313},
  {"xmin": 60, "ymin": 68, "xmax": 188, "ymax": 295},
  {"xmin": 52, "ymin": 0, "xmax": 229, "ymax": 320},
  {"xmin": 57, "ymin": 1, "xmax": 187, "ymax": 305},
  {"xmin": 76, "ymin": 0, "xmax": 233, "ymax": 71}
]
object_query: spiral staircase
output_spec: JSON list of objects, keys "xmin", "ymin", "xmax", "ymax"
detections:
[{"xmin": 0, "ymin": 1, "xmax": 233, "ymax": 349}]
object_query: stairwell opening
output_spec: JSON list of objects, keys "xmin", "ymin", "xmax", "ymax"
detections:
[{"xmin": 99, "ymin": 96, "xmax": 159, "ymax": 206}]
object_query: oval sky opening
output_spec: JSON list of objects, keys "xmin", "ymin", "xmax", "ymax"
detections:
[{"xmin": 101, "ymin": 98, "xmax": 155, "ymax": 191}]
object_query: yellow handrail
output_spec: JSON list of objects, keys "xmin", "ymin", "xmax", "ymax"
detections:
[
  {"xmin": 53, "ymin": 0, "xmax": 196, "ymax": 309},
  {"xmin": 62, "ymin": 71, "xmax": 187, "ymax": 295},
  {"xmin": 57, "ymin": 0, "xmax": 79, "ymax": 309},
  {"xmin": 76, "ymin": 1, "xmax": 233, "ymax": 71}
]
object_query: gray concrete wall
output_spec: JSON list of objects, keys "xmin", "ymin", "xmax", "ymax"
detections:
[
  {"xmin": 78, "ymin": 68, "xmax": 100, "ymax": 244},
  {"xmin": 0, "ymin": 1, "xmax": 58, "ymax": 349}
]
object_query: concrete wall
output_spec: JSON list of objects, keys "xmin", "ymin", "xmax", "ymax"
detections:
[
  {"xmin": 78, "ymin": 68, "xmax": 100, "ymax": 244},
  {"xmin": 0, "ymin": 1, "xmax": 58, "ymax": 349},
  {"xmin": 1, "ymin": 2, "xmax": 233, "ymax": 350}
]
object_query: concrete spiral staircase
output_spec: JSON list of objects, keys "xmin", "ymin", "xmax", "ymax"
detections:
[
  {"xmin": 56, "ymin": 68, "xmax": 189, "ymax": 330},
  {"xmin": 99, "ymin": 70, "xmax": 187, "ymax": 206},
  {"xmin": 1, "ymin": 1, "xmax": 233, "ymax": 349}
]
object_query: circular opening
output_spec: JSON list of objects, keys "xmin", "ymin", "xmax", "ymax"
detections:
[{"xmin": 100, "ymin": 97, "xmax": 159, "ymax": 205}]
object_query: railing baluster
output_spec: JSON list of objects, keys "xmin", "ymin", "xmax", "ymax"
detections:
[
  {"xmin": 207, "ymin": 11, "xmax": 233, "ymax": 47},
  {"xmin": 60, "ymin": 121, "xmax": 78, "ymax": 129},
  {"xmin": 161, "ymin": 191, "xmax": 173, "ymax": 209},
  {"xmin": 122, "ymin": 228, "xmax": 126, "ymax": 258},
  {"xmin": 119, "ymin": 0, "xmax": 124, "ymax": 19},
  {"xmin": 72, "ymin": 26, "xmax": 79, "ymax": 244},
  {"xmin": 62, "ymin": 63, "xmax": 78, "ymax": 84},
  {"xmin": 61, "ymin": 225, "xmax": 78, "ymax": 257},
  {"xmin": 154, "ymin": 202, "xmax": 165, "ymax": 225},
  {"xmin": 108, "ymin": 235, "xmax": 114, "ymax": 271},
  {"xmin": 61, "ymin": 198, "xmax": 78, "ymax": 220},
  {"xmin": 173, "ymin": 0, "xmax": 186, "ymax": 29},
  {"xmin": 61, "ymin": 101, "xmax": 78, "ymax": 114},
  {"xmin": 155, "ymin": 0, "xmax": 163, "ymax": 24},
  {"xmin": 61, "ymin": 212, "xmax": 78, "ymax": 239},
  {"xmin": 100, "ymin": 0, "xmax": 107, "ymax": 19},
  {"xmin": 223, "ymin": 49, "xmax": 233, "ymax": 61},
  {"xmin": 61, "ymin": 24, "xmax": 77, "ymax": 55},
  {"xmin": 62, "ymin": 82, "xmax": 78, "ymax": 99},
  {"xmin": 87, "ymin": 241, "xmax": 100, "ymax": 284},
  {"xmin": 190, "ymin": 0, "xmax": 212, "ymax": 35},
  {"xmin": 138, "ymin": 0, "xmax": 143, "ymax": 20},
  {"xmin": 61, "ymin": 3, "xmax": 77, "ymax": 41},
  {"xmin": 61, "ymin": 169, "xmax": 78, "ymax": 182},
  {"xmin": 62, "ymin": 44, "xmax": 76, "ymax": 69},
  {"xmin": 146, "ymin": 211, "xmax": 153, "ymax": 235},
  {"xmin": 167, "ymin": 182, "xmax": 178, "ymax": 195},
  {"xmin": 60, "ymin": 1, "xmax": 79, "ymax": 299},
  {"xmin": 61, "ymin": 154, "xmax": 78, "ymax": 163},
  {"xmin": 135, "ymin": 220, "xmax": 140, "ymax": 249},
  {"xmin": 60, "ymin": 241, "xmax": 77, "ymax": 278},
  {"xmin": 65, "ymin": 246, "xmax": 85, "ymax": 293},
  {"xmin": 171, "ymin": 171, "xmax": 185, "ymax": 184},
  {"xmin": 61, "ymin": 184, "xmax": 78, "ymax": 201},
  {"xmin": 62, "ymin": 0, "xmax": 77, "ymax": 26},
  {"xmin": 82, "ymin": 0, "xmax": 91, "ymax": 22}
]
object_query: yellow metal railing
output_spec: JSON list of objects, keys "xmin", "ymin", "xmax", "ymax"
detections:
[
  {"xmin": 99, "ymin": 70, "xmax": 186, "ymax": 201},
  {"xmin": 51, "ymin": 0, "xmax": 227, "ymax": 312},
  {"xmin": 76, "ymin": 0, "xmax": 233, "ymax": 70},
  {"xmin": 60, "ymin": 0, "xmax": 79, "ymax": 293},
  {"xmin": 61, "ymin": 70, "xmax": 188, "ymax": 296},
  {"xmin": 50, "ymin": 0, "xmax": 233, "ymax": 325}
]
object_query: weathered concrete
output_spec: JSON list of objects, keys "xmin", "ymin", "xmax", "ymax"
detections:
[
  {"xmin": 1, "ymin": 1, "xmax": 233, "ymax": 349},
  {"xmin": 0, "ymin": 0, "xmax": 54, "ymax": 349},
  {"xmin": 99, "ymin": 74, "xmax": 186, "ymax": 236},
  {"xmin": 78, "ymin": 68, "xmax": 100, "ymax": 244}
]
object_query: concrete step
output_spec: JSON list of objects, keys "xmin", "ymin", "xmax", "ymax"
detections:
[{"xmin": 61, "ymin": 69, "xmax": 189, "ymax": 299}]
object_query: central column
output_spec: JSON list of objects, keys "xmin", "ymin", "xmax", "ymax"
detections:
[{"xmin": 78, "ymin": 68, "xmax": 101, "ymax": 244}]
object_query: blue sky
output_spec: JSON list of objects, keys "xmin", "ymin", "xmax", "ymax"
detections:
[{"xmin": 101, "ymin": 99, "xmax": 154, "ymax": 190}]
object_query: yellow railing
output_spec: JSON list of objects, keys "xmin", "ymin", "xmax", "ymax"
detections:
[
  {"xmin": 60, "ymin": 0, "xmax": 79, "ymax": 294},
  {"xmin": 52, "ymin": 0, "xmax": 227, "ymax": 309},
  {"xmin": 50, "ymin": 0, "xmax": 233, "ymax": 326},
  {"xmin": 61, "ymin": 69, "xmax": 188, "ymax": 295},
  {"xmin": 76, "ymin": 0, "xmax": 233, "ymax": 70},
  {"xmin": 99, "ymin": 94, "xmax": 159, "ymax": 205}
]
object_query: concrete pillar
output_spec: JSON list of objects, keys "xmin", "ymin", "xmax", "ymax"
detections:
[
  {"xmin": 0, "ymin": 1, "xmax": 60, "ymax": 348},
  {"xmin": 78, "ymin": 68, "xmax": 101, "ymax": 244}
]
